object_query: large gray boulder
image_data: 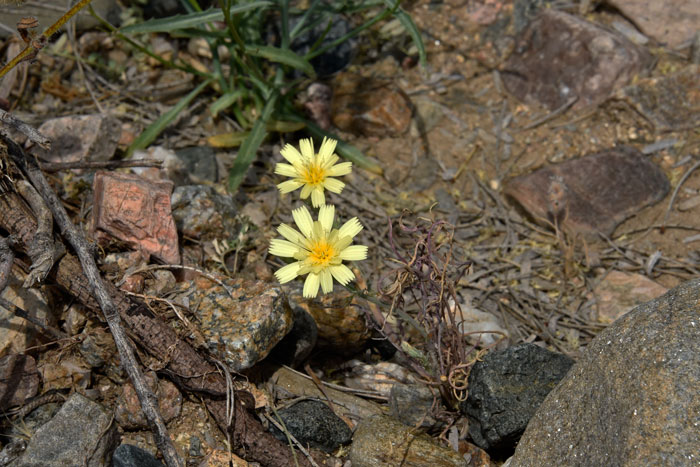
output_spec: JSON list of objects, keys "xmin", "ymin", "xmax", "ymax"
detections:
[{"xmin": 511, "ymin": 278, "xmax": 700, "ymax": 466}]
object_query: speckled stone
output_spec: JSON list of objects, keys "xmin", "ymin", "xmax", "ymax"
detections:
[
  {"xmin": 184, "ymin": 278, "xmax": 293, "ymax": 371},
  {"xmin": 510, "ymin": 278, "xmax": 700, "ymax": 466}
]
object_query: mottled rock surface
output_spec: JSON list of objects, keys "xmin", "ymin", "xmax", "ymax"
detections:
[
  {"xmin": 183, "ymin": 278, "xmax": 293, "ymax": 371},
  {"xmin": 350, "ymin": 415, "xmax": 468, "ymax": 466},
  {"xmin": 607, "ymin": 0, "xmax": 700, "ymax": 48},
  {"xmin": 461, "ymin": 343, "xmax": 574, "ymax": 454},
  {"xmin": 503, "ymin": 9, "xmax": 653, "ymax": 110},
  {"xmin": 590, "ymin": 270, "xmax": 668, "ymax": 324},
  {"xmin": 270, "ymin": 400, "xmax": 352, "ymax": 453},
  {"xmin": 112, "ymin": 444, "xmax": 164, "ymax": 467},
  {"xmin": 171, "ymin": 185, "xmax": 238, "ymax": 239},
  {"xmin": 115, "ymin": 372, "xmax": 182, "ymax": 430},
  {"xmin": 0, "ymin": 354, "xmax": 39, "ymax": 410},
  {"xmin": 511, "ymin": 278, "xmax": 700, "ymax": 466},
  {"xmin": 13, "ymin": 393, "xmax": 118, "ymax": 467}
]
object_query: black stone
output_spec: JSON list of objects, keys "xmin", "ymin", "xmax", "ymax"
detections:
[
  {"xmin": 461, "ymin": 343, "xmax": 574, "ymax": 456},
  {"xmin": 112, "ymin": 444, "xmax": 164, "ymax": 467},
  {"xmin": 270, "ymin": 306, "xmax": 318, "ymax": 368},
  {"xmin": 269, "ymin": 400, "xmax": 352, "ymax": 453}
]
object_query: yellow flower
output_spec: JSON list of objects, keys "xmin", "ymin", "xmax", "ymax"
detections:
[
  {"xmin": 275, "ymin": 137, "xmax": 352, "ymax": 207},
  {"xmin": 269, "ymin": 205, "xmax": 368, "ymax": 298}
]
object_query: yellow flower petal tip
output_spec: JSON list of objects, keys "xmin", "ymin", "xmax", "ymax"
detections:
[
  {"xmin": 269, "ymin": 204, "xmax": 367, "ymax": 298},
  {"xmin": 275, "ymin": 137, "xmax": 352, "ymax": 207}
]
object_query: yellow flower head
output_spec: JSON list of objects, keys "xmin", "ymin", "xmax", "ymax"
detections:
[
  {"xmin": 269, "ymin": 205, "xmax": 368, "ymax": 298},
  {"xmin": 275, "ymin": 137, "xmax": 352, "ymax": 208}
]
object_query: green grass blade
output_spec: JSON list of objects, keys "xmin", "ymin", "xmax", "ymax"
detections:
[
  {"xmin": 210, "ymin": 89, "xmax": 246, "ymax": 117},
  {"xmin": 382, "ymin": 0, "xmax": 426, "ymax": 67},
  {"xmin": 243, "ymin": 45, "xmax": 316, "ymax": 78},
  {"xmin": 127, "ymin": 79, "xmax": 210, "ymax": 157},
  {"xmin": 227, "ymin": 92, "xmax": 279, "ymax": 192},
  {"xmin": 120, "ymin": 2, "xmax": 273, "ymax": 34}
]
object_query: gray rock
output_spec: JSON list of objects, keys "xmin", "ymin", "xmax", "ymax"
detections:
[
  {"xmin": 389, "ymin": 383, "xmax": 438, "ymax": 428},
  {"xmin": 13, "ymin": 393, "xmax": 118, "ymax": 467},
  {"xmin": 173, "ymin": 146, "xmax": 218, "ymax": 185},
  {"xmin": 350, "ymin": 415, "xmax": 468, "ymax": 467},
  {"xmin": 171, "ymin": 185, "xmax": 239, "ymax": 240},
  {"xmin": 461, "ymin": 343, "xmax": 574, "ymax": 454},
  {"xmin": 270, "ymin": 400, "xmax": 352, "ymax": 453},
  {"xmin": 112, "ymin": 444, "xmax": 164, "ymax": 467},
  {"xmin": 510, "ymin": 278, "xmax": 700, "ymax": 466}
]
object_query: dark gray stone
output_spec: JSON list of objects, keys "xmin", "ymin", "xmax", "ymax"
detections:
[
  {"xmin": 270, "ymin": 400, "xmax": 352, "ymax": 453},
  {"xmin": 461, "ymin": 343, "xmax": 574, "ymax": 454},
  {"xmin": 173, "ymin": 146, "xmax": 218, "ymax": 185},
  {"xmin": 270, "ymin": 306, "xmax": 318, "ymax": 368},
  {"xmin": 171, "ymin": 185, "xmax": 238, "ymax": 240},
  {"xmin": 290, "ymin": 15, "xmax": 355, "ymax": 77},
  {"xmin": 112, "ymin": 444, "xmax": 164, "ymax": 467},
  {"xmin": 389, "ymin": 383, "xmax": 438, "ymax": 428},
  {"xmin": 13, "ymin": 393, "xmax": 118, "ymax": 467},
  {"xmin": 511, "ymin": 278, "xmax": 700, "ymax": 466}
]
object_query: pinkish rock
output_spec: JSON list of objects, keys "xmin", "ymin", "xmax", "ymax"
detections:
[
  {"xmin": 0, "ymin": 354, "xmax": 39, "ymax": 410},
  {"xmin": 607, "ymin": 0, "xmax": 700, "ymax": 48},
  {"xmin": 591, "ymin": 271, "xmax": 669, "ymax": 324},
  {"xmin": 92, "ymin": 171, "xmax": 180, "ymax": 264},
  {"xmin": 115, "ymin": 372, "xmax": 182, "ymax": 430}
]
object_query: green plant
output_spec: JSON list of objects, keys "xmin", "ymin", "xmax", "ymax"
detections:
[{"xmin": 93, "ymin": 0, "xmax": 425, "ymax": 193}]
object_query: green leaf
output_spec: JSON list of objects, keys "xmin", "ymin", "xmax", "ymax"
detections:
[
  {"xmin": 127, "ymin": 79, "xmax": 210, "ymax": 157},
  {"xmin": 120, "ymin": 2, "xmax": 273, "ymax": 34},
  {"xmin": 227, "ymin": 92, "xmax": 279, "ymax": 192},
  {"xmin": 243, "ymin": 45, "xmax": 316, "ymax": 78},
  {"xmin": 209, "ymin": 89, "xmax": 246, "ymax": 117},
  {"xmin": 382, "ymin": 0, "xmax": 426, "ymax": 67}
]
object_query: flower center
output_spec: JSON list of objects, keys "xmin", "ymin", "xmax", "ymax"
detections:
[
  {"xmin": 309, "ymin": 240, "xmax": 335, "ymax": 266},
  {"xmin": 303, "ymin": 162, "xmax": 325, "ymax": 185}
]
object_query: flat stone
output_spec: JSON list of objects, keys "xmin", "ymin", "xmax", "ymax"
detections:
[
  {"xmin": 619, "ymin": 64, "xmax": 700, "ymax": 131},
  {"xmin": 0, "ymin": 354, "xmax": 39, "ymax": 411},
  {"xmin": 590, "ymin": 270, "xmax": 668, "ymax": 324},
  {"xmin": 461, "ymin": 343, "xmax": 574, "ymax": 454},
  {"xmin": 332, "ymin": 73, "xmax": 413, "ymax": 136},
  {"xmin": 179, "ymin": 278, "xmax": 293, "ymax": 371},
  {"xmin": 115, "ymin": 372, "xmax": 182, "ymax": 430},
  {"xmin": 13, "ymin": 393, "xmax": 118, "ymax": 467},
  {"xmin": 112, "ymin": 444, "xmax": 164, "ymax": 467},
  {"xmin": 503, "ymin": 146, "xmax": 669, "ymax": 237},
  {"xmin": 269, "ymin": 400, "xmax": 352, "ymax": 453},
  {"xmin": 607, "ymin": 0, "xmax": 700, "ymax": 48},
  {"xmin": 389, "ymin": 383, "xmax": 438, "ymax": 428},
  {"xmin": 502, "ymin": 9, "xmax": 653, "ymax": 110},
  {"xmin": 510, "ymin": 278, "xmax": 700, "ymax": 466},
  {"xmin": 31, "ymin": 114, "xmax": 122, "ymax": 166},
  {"xmin": 171, "ymin": 185, "xmax": 238, "ymax": 239},
  {"xmin": 350, "ymin": 415, "xmax": 468, "ymax": 467},
  {"xmin": 92, "ymin": 171, "xmax": 180, "ymax": 264}
]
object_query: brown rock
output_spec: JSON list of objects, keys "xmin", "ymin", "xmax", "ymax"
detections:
[
  {"xmin": 590, "ymin": 270, "xmax": 668, "ymax": 324},
  {"xmin": 115, "ymin": 372, "xmax": 182, "ymax": 430},
  {"xmin": 502, "ymin": 9, "xmax": 653, "ymax": 111},
  {"xmin": 503, "ymin": 146, "xmax": 669, "ymax": 237},
  {"xmin": 332, "ymin": 73, "xmax": 413, "ymax": 136},
  {"xmin": 510, "ymin": 278, "xmax": 700, "ymax": 466},
  {"xmin": 0, "ymin": 268, "xmax": 51, "ymax": 356},
  {"xmin": 619, "ymin": 64, "xmax": 700, "ymax": 131},
  {"xmin": 0, "ymin": 354, "xmax": 39, "ymax": 410},
  {"xmin": 350, "ymin": 415, "xmax": 468, "ymax": 467},
  {"xmin": 31, "ymin": 114, "xmax": 121, "ymax": 166},
  {"xmin": 607, "ymin": 0, "xmax": 700, "ymax": 48},
  {"xmin": 92, "ymin": 171, "xmax": 180, "ymax": 264}
]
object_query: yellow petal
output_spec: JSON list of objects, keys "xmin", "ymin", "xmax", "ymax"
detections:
[
  {"xmin": 275, "ymin": 262, "xmax": 300, "ymax": 283},
  {"xmin": 299, "ymin": 138, "xmax": 314, "ymax": 160},
  {"xmin": 319, "ymin": 137, "xmax": 337, "ymax": 160},
  {"xmin": 320, "ymin": 269, "xmax": 334, "ymax": 294},
  {"xmin": 277, "ymin": 180, "xmax": 303, "ymax": 194},
  {"xmin": 327, "ymin": 161, "xmax": 352, "ymax": 176},
  {"xmin": 278, "ymin": 223, "xmax": 304, "ymax": 245},
  {"xmin": 269, "ymin": 239, "xmax": 301, "ymax": 257},
  {"xmin": 280, "ymin": 143, "xmax": 303, "ymax": 165},
  {"xmin": 310, "ymin": 187, "xmax": 325, "ymax": 208},
  {"xmin": 303, "ymin": 273, "xmax": 320, "ymax": 298},
  {"xmin": 275, "ymin": 163, "xmax": 299, "ymax": 177},
  {"xmin": 339, "ymin": 245, "xmax": 368, "ymax": 261},
  {"xmin": 338, "ymin": 217, "xmax": 363, "ymax": 238},
  {"xmin": 292, "ymin": 205, "xmax": 314, "ymax": 238},
  {"xmin": 300, "ymin": 183, "xmax": 313, "ymax": 199},
  {"xmin": 321, "ymin": 154, "xmax": 340, "ymax": 169},
  {"xmin": 318, "ymin": 205, "xmax": 335, "ymax": 232},
  {"xmin": 329, "ymin": 264, "xmax": 355, "ymax": 285},
  {"xmin": 323, "ymin": 177, "xmax": 345, "ymax": 194}
]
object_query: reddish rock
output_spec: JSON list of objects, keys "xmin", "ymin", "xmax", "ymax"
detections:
[
  {"xmin": 31, "ymin": 114, "xmax": 121, "ymax": 165},
  {"xmin": 115, "ymin": 372, "xmax": 182, "ymax": 430},
  {"xmin": 502, "ymin": 9, "xmax": 653, "ymax": 111},
  {"xmin": 607, "ymin": 0, "xmax": 700, "ymax": 48},
  {"xmin": 0, "ymin": 354, "xmax": 39, "ymax": 410},
  {"xmin": 503, "ymin": 146, "xmax": 669, "ymax": 237},
  {"xmin": 92, "ymin": 171, "xmax": 180, "ymax": 264},
  {"xmin": 332, "ymin": 73, "xmax": 413, "ymax": 136},
  {"xmin": 590, "ymin": 271, "xmax": 668, "ymax": 324}
]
